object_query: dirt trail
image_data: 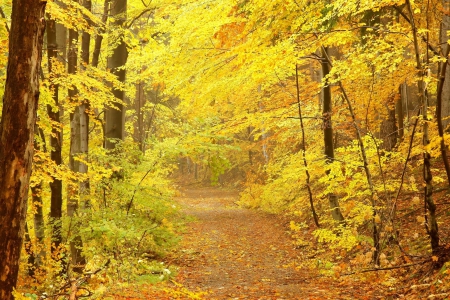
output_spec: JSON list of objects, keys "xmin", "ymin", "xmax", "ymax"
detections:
[{"xmin": 173, "ymin": 188, "xmax": 378, "ymax": 300}]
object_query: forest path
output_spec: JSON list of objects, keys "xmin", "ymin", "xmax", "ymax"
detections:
[{"xmin": 172, "ymin": 187, "xmax": 380, "ymax": 300}]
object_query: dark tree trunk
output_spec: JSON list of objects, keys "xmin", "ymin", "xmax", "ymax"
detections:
[
  {"xmin": 135, "ymin": 78, "xmax": 146, "ymax": 151},
  {"xmin": 92, "ymin": 0, "xmax": 110, "ymax": 68},
  {"xmin": 32, "ymin": 127, "xmax": 46, "ymax": 267},
  {"xmin": 0, "ymin": 1, "xmax": 46, "ymax": 297},
  {"xmin": 105, "ymin": 0, "xmax": 127, "ymax": 149},
  {"xmin": 380, "ymin": 101, "xmax": 398, "ymax": 150},
  {"xmin": 296, "ymin": 65, "xmax": 320, "ymax": 227},
  {"xmin": 321, "ymin": 47, "xmax": 344, "ymax": 223},
  {"xmin": 46, "ymin": 15, "xmax": 64, "ymax": 264},
  {"xmin": 80, "ymin": 0, "xmax": 91, "ymax": 208},
  {"xmin": 24, "ymin": 223, "xmax": 36, "ymax": 277}
]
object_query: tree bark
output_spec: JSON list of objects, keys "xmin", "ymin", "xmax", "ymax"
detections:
[
  {"xmin": 436, "ymin": 31, "xmax": 450, "ymax": 186},
  {"xmin": 135, "ymin": 75, "xmax": 146, "ymax": 151},
  {"xmin": 440, "ymin": 0, "xmax": 450, "ymax": 130},
  {"xmin": 397, "ymin": 85, "xmax": 405, "ymax": 141},
  {"xmin": 67, "ymin": 11, "xmax": 86, "ymax": 273},
  {"xmin": 105, "ymin": 0, "xmax": 127, "ymax": 149},
  {"xmin": 322, "ymin": 47, "xmax": 380, "ymax": 264},
  {"xmin": 0, "ymin": 0, "xmax": 46, "ymax": 297},
  {"xmin": 80, "ymin": 0, "xmax": 91, "ymax": 208},
  {"xmin": 321, "ymin": 47, "xmax": 345, "ymax": 223},
  {"xmin": 32, "ymin": 127, "xmax": 46, "ymax": 268},
  {"xmin": 380, "ymin": 101, "xmax": 398, "ymax": 150},
  {"xmin": 46, "ymin": 14, "xmax": 64, "ymax": 265},
  {"xmin": 296, "ymin": 65, "xmax": 320, "ymax": 227},
  {"xmin": 406, "ymin": 0, "xmax": 439, "ymax": 252},
  {"xmin": 92, "ymin": 0, "xmax": 110, "ymax": 68}
]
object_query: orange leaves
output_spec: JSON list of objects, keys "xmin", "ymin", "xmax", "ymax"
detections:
[{"xmin": 213, "ymin": 22, "xmax": 246, "ymax": 48}]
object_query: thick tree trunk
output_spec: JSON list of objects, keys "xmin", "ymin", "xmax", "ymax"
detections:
[
  {"xmin": 105, "ymin": 0, "xmax": 127, "ymax": 149},
  {"xmin": 436, "ymin": 29, "xmax": 450, "ymax": 187},
  {"xmin": 0, "ymin": 1, "xmax": 46, "ymax": 298},
  {"xmin": 440, "ymin": 0, "xmax": 450, "ymax": 130},
  {"xmin": 321, "ymin": 47, "xmax": 345, "ymax": 223}
]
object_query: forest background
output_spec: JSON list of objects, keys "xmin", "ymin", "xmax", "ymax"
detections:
[{"xmin": 0, "ymin": 0, "xmax": 450, "ymax": 298}]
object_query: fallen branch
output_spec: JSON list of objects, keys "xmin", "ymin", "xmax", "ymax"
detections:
[{"xmin": 44, "ymin": 259, "xmax": 111, "ymax": 299}]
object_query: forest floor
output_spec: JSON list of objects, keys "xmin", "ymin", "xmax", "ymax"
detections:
[
  {"xmin": 108, "ymin": 186, "xmax": 398, "ymax": 299},
  {"xmin": 168, "ymin": 187, "xmax": 389, "ymax": 300}
]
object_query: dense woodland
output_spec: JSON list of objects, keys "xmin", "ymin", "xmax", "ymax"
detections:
[{"xmin": 1, "ymin": 0, "xmax": 450, "ymax": 298}]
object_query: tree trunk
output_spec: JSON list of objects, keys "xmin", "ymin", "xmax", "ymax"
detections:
[
  {"xmin": 321, "ymin": 47, "xmax": 345, "ymax": 223},
  {"xmin": 0, "ymin": 1, "xmax": 46, "ymax": 297},
  {"xmin": 32, "ymin": 127, "xmax": 46, "ymax": 268},
  {"xmin": 322, "ymin": 47, "xmax": 381, "ymax": 264},
  {"xmin": 105, "ymin": 0, "xmax": 127, "ymax": 149},
  {"xmin": 80, "ymin": 0, "xmax": 91, "ymax": 208},
  {"xmin": 440, "ymin": 0, "xmax": 450, "ymax": 131},
  {"xmin": 31, "ymin": 184, "xmax": 45, "ymax": 267},
  {"xmin": 24, "ymin": 223, "xmax": 36, "ymax": 277},
  {"xmin": 397, "ymin": 85, "xmax": 405, "ymax": 141},
  {"xmin": 67, "ymin": 15, "xmax": 86, "ymax": 273},
  {"xmin": 436, "ymin": 0, "xmax": 450, "ymax": 186},
  {"xmin": 92, "ymin": 0, "xmax": 110, "ymax": 68},
  {"xmin": 135, "ymin": 77, "xmax": 146, "ymax": 151},
  {"xmin": 46, "ymin": 14, "xmax": 64, "ymax": 265},
  {"xmin": 380, "ymin": 101, "xmax": 398, "ymax": 151},
  {"xmin": 296, "ymin": 65, "xmax": 320, "ymax": 227},
  {"xmin": 406, "ymin": 0, "xmax": 439, "ymax": 252}
]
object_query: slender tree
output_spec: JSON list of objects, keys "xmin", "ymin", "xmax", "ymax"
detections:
[
  {"xmin": 80, "ymin": 0, "xmax": 92, "ymax": 207},
  {"xmin": 296, "ymin": 65, "xmax": 320, "ymax": 227}
]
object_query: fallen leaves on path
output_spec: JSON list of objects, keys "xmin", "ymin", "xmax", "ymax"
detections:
[{"xmin": 166, "ymin": 187, "xmax": 388, "ymax": 299}]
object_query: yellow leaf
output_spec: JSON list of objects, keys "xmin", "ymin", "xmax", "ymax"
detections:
[
  {"xmin": 432, "ymin": 255, "xmax": 439, "ymax": 262},
  {"xmin": 374, "ymin": 214, "xmax": 381, "ymax": 224}
]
